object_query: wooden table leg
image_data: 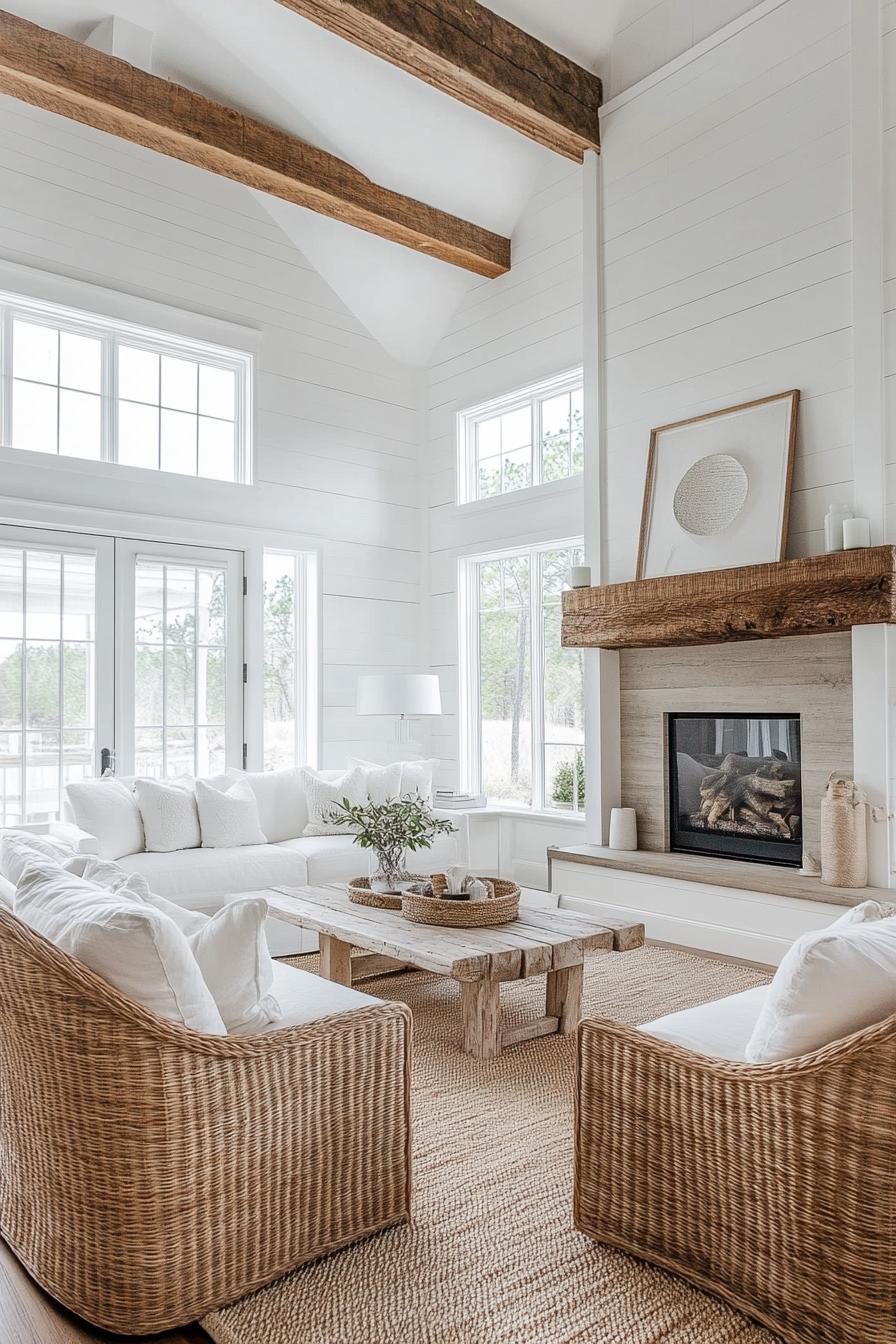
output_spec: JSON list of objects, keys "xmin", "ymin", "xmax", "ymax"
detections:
[
  {"xmin": 460, "ymin": 979, "xmax": 501, "ymax": 1060},
  {"xmin": 319, "ymin": 932, "xmax": 353, "ymax": 986},
  {"xmin": 545, "ymin": 962, "xmax": 584, "ymax": 1036}
]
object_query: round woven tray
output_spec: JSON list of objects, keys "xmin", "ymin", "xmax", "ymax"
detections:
[
  {"xmin": 346, "ymin": 877, "xmax": 402, "ymax": 910},
  {"xmin": 402, "ymin": 875, "xmax": 520, "ymax": 928}
]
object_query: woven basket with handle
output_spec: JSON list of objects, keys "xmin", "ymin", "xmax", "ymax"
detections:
[{"xmin": 402, "ymin": 875, "xmax": 520, "ymax": 927}]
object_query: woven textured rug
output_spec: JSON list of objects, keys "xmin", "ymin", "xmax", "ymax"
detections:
[{"xmin": 203, "ymin": 945, "xmax": 776, "ymax": 1344}]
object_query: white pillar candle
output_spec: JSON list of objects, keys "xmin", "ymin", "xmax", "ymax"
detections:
[
  {"xmin": 608, "ymin": 807, "xmax": 638, "ymax": 851},
  {"xmin": 568, "ymin": 565, "xmax": 592, "ymax": 588},
  {"xmin": 842, "ymin": 516, "xmax": 871, "ymax": 549}
]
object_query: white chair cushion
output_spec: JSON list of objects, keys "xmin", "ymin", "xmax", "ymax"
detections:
[
  {"xmin": 226, "ymin": 766, "xmax": 308, "ymax": 842},
  {"xmin": 64, "ymin": 779, "xmax": 145, "ymax": 860},
  {"xmin": 300, "ymin": 766, "xmax": 366, "ymax": 836},
  {"xmin": 746, "ymin": 917, "xmax": 896, "ymax": 1063},
  {"xmin": 196, "ymin": 778, "xmax": 266, "ymax": 848},
  {"xmin": 638, "ymin": 986, "xmax": 769, "ymax": 1062},
  {"xmin": 0, "ymin": 875, "xmax": 13, "ymax": 910},
  {"xmin": 15, "ymin": 859, "xmax": 226, "ymax": 1034},
  {"xmin": 246, "ymin": 960, "xmax": 381, "ymax": 1035},
  {"xmin": 134, "ymin": 778, "xmax": 201, "ymax": 853},
  {"xmin": 830, "ymin": 898, "xmax": 896, "ymax": 925},
  {"xmin": 116, "ymin": 844, "xmax": 309, "ymax": 905},
  {"xmin": 0, "ymin": 831, "xmax": 74, "ymax": 885},
  {"xmin": 348, "ymin": 759, "xmax": 403, "ymax": 805}
]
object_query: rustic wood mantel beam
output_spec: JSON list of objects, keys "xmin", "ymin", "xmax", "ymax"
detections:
[
  {"xmin": 0, "ymin": 9, "xmax": 511, "ymax": 278},
  {"xmin": 273, "ymin": 0, "xmax": 602, "ymax": 161},
  {"xmin": 561, "ymin": 547, "xmax": 896, "ymax": 650}
]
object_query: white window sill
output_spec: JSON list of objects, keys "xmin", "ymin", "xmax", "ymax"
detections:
[
  {"xmin": 454, "ymin": 473, "xmax": 583, "ymax": 513},
  {"xmin": 477, "ymin": 804, "xmax": 587, "ymax": 824}
]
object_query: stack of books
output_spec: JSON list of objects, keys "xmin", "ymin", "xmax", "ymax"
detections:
[{"xmin": 434, "ymin": 789, "xmax": 487, "ymax": 810}]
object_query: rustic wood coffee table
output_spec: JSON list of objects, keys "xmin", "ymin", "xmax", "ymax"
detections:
[{"xmin": 264, "ymin": 883, "xmax": 645, "ymax": 1060}]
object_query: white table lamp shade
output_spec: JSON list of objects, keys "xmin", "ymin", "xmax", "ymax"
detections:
[{"xmin": 356, "ymin": 673, "xmax": 442, "ymax": 717}]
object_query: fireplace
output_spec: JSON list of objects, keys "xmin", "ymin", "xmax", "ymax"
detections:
[{"xmin": 667, "ymin": 712, "xmax": 802, "ymax": 867}]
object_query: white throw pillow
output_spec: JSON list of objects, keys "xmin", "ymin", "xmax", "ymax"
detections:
[
  {"xmin": 351, "ymin": 757, "xmax": 436, "ymax": 805},
  {"xmin": 830, "ymin": 899, "xmax": 896, "ymax": 926},
  {"xmin": 188, "ymin": 896, "xmax": 281, "ymax": 1033},
  {"xmin": 0, "ymin": 831, "xmax": 74, "ymax": 885},
  {"xmin": 348, "ymin": 759, "xmax": 403, "ymax": 805},
  {"xmin": 134, "ymin": 778, "xmax": 201, "ymax": 853},
  {"xmin": 196, "ymin": 777, "xmax": 267, "ymax": 849},
  {"xmin": 15, "ymin": 860, "xmax": 225, "ymax": 1034},
  {"xmin": 227, "ymin": 766, "xmax": 307, "ymax": 842},
  {"xmin": 65, "ymin": 778, "xmax": 145, "ymax": 860},
  {"xmin": 300, "ymin": 766, "xmax": 367, "ymax": 836},
  {"xmin": 745, "ymin": 918, "xmax": 896, "ymax": 1063},
  {"xmin": 399, "ymin": 758, "xmax": 437, "ymax": 804}
]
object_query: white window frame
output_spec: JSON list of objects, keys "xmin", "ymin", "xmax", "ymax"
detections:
[
  {"xmin": 261, "ymin": 548, "xmax": 319, "ymax": 771},
  {"xmin": 0, "ymin": 288, "xmax": 253, "ymax": 482},
  {"xmin": 458, "ymin": 536, "xmax": 585, "ymax": 812},
  {"xmin": 456, "ymin": 367, "xmax": 584, "ymax": 506}
]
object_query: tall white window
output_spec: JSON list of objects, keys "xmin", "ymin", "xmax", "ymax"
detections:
[
  {"xmin": 263, "ymin": 550, "xmax": 317, "ymax": 770},
  {"xmin": 460, "ymin": 540, "xmax": 585, "ymax": 811},
  {"xmin": 1, "ymin": 291, "xmax": 251, "ymax": 481},
  {"xmin": 458, "ymin": 369, "xmax": 583, "ymax": 504}
]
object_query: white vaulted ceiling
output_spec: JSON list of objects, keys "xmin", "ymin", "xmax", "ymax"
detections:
[{"xmin": 0, "ymin": 0, "xmax": 757, "ymax": 363}]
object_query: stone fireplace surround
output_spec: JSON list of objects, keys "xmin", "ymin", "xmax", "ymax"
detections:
[{"xmin": 620, "ymin": 633, "xmax": 853, "ymax": 862}]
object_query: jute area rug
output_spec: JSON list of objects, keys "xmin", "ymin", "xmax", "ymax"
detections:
[{"xmin": 203, "ymin": 945, "xmax": 777, "ymax": 1344}]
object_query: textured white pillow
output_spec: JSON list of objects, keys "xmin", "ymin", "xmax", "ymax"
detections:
[
  {"xmin": 15, "ymin": 860, "xmax": 225, "ymax": 1034},
  {"xmin": 134, "ymin": 778, "xmax": 201, "ymax": 853},
  {"xmin": 399, "ymin": 758, "xmax": 437, "ymax": 804},
  {"xmin": 348, "ymin": 759, "xmax": 403, "ymax": 805},
  {"xmin": 65, "ymin": 779, "xmax": 145, "ymax": 860},
  {"xmin": 0, "ymin": 831, "xmax": 74, "ymax": 885},
  {"xmin": 227, "ymin": 766, "xmax": 307, "ymax": 842},
  {"xmin": 300, "ymin": 766, "xmax": 367, "ymax": 836},
  {"xmin": 196, "ymin": 777, "xmax": 266, "ymax": 849},
  {"xmin": 746, "ymin": 918, "xmax": 896, "ymax": 1063},
  {"xmin": 188, "ymin": 896, "xmax": 281, "ymax": 1033},
  {"xmin": 830, "ymin": 899, "xmax": 896, "ymax": 926}
]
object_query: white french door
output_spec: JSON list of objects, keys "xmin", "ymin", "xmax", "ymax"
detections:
[
  {"xmin": 0, "ymin": 525, "xmax": 244, "ymax": 822},
  {"xmin": 114, "ymin": 539, "xmax": 244, "ymax": 778},
  {"xmin": 0, "ymin": 525, "xmax": 114, "ymax": 824}
]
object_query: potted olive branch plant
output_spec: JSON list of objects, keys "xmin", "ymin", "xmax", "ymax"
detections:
[{"xmin": 326, "ymin": 794, "xmax": 456, "ymax": 893}]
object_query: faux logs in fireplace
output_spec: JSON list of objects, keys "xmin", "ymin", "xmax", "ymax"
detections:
[{"xmin": 667, "ymin": 712, "xmax": 802, "ymax": 867}]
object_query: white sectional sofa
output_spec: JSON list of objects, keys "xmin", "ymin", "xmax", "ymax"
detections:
[{"xmin": 53, "ymin": 765, "xmax": 464, "ymax": 955}]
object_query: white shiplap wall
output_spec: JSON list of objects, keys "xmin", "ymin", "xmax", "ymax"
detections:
[
  {"xmin": 422, "ymin": 157, "xmax": 586, "ymax": 793},
  {"xmin": 601, "ymin": 0, "xmax": 854, "ymax": 579},
  {"xmin": 0, "ymin": 95, "xmax": 424, "ymax": 767},
  {"xmin": 882, "ymin": 0, "xmax": 896, "ymax": 533}
]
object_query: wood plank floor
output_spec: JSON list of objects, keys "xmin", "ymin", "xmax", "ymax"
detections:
[{"xmin": 0, "ymin": 1241, "xmax": 211, "ymax": 1344}]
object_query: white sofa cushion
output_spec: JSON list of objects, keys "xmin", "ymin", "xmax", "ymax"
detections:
[
  {"xmin": 227, "ymin": 767, "xmax": 308, "ymax": 842},
  {"xmin": 15, "ymin": 859, "xmax": 226, "ymax": 1034},
  {"xmin": 278, "ymin": 824, "xmax": 459, "ymax": 886},
  {"xmin": 638, "ymin": 985, "xmax": 768, "ymax": 1062},
  {"xmin": 300, "ymin": 766, "xmax": 366, "ymax": 836},
  {"xmin": 116, "ymin": 843, "xmax": 310, "ymax": 906},
  {"xmin": 0, "ymin": 831, "xmax": 74, "ymax": 885},
  {"xmin": 196, "ymin": 778, "xmax": 267, "ymax": 848},
  {"xmin": 746, "ymin": 917, "xmax": 896, "ymax": 1064},
  {"xmin": 247, "ymin": 959, "xmax": 381, "ymax": 1035},
  {"xmin": 134, "ymin": 778, "xmax": 201, "ymax": 853},
  {"xmin": 65, "ymin": 779, "xmax": 145, "ymax": 860}
]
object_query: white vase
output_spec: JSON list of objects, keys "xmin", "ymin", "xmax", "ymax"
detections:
[{"xmin": 608, "ymin": 807, "xmax": 638, "ymax": 851}]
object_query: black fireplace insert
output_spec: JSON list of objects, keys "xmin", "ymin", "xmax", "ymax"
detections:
[{"xmin": 667, "ymin": 712, "xmax": 802, "ymax": 867}]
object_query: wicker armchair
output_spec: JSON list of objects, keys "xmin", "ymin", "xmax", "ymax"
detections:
[
  {"xmin": 575, "ymin": 1013, "xmax": 896, "ymax": 1344},
  {"xmin": 0, "ymin": 910, "xmax": 412, "ymax": 1336}
]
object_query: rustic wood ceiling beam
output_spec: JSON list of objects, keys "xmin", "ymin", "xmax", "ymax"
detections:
[
  {"xmin": 0, "ymin": 10, "xmax": 510, "ymax": 278},
  {"xmin": 273, "ymin": 0, "xmax": 602, "ymax": 161}
]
